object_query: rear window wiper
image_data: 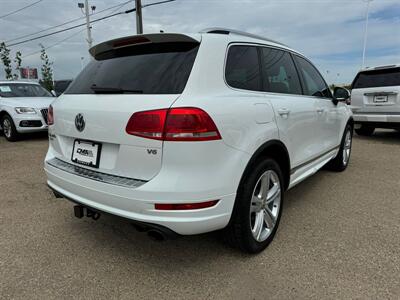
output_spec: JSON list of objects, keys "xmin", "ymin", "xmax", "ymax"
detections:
[{"xmin": 90, "ymin": 85, "xmax": 143, "ymax": 94}]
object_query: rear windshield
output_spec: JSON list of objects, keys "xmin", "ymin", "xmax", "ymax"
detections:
[
  {"xmin": 65, "ymin": 42, "xmax": 199, "ymax": 95},
  {"xmin": 352, "ymin": 67, "xmax": 400, "ymax": 89}
]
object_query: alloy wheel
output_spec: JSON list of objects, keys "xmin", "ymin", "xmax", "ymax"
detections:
[
  {"xmin": 343, "ymin": 130, "xmax": 352, "ymax": 165},
  {"xmin": 3, "ymin": 119, "xmax": 12, "ymax": 138},
  {"xmin": 250, "ymin": 170, "xmax": 281, "ymax": 242}
]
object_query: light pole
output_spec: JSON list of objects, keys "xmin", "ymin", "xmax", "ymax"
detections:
[
  {"xmin": 362, "ymin": 0, "xmax": 373, "ymax": 69},
  {"xmin": 78, "ymin": 1, "xmax": 96, "ymax": 49},
  {"xmin": 135, "ymin": 0, "xmax": 143, "ymax": 34},
  {"xmin": 133, "ymin": 0, "xmax": 175, "ymax": 34}
]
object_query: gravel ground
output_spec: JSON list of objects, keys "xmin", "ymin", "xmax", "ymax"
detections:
[{"xmin": 0, "ymin": 130, "xmax": 399, "ymax": 299}]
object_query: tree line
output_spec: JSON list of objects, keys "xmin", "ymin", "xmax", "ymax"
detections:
[{"xmin": 0, "ymin": 42, "xmax": 54, "ymax": 91}]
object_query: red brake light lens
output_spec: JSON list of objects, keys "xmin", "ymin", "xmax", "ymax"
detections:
[
  {"xmin": 48, "ymin": 105, "xmax": 54, "ymax": 125},
  {"xmin": 164, "ymin": 107, "xmax": 221, "ymax": 141},
  {"xmin": 126, "ymin": 109, "xmax": 167, "ymax": 140},
  {"xmin": 155, "ymin": 200, "xmax": 219, "ymax": 210},
  {"xmin": 126, "ymin": 107, "xmax": 221, "ymax": 141}
]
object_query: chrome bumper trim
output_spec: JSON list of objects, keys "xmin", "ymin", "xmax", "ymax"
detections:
[{"xmin": 46, "ymin": 158, "xmax": 147, "ymax": 188}]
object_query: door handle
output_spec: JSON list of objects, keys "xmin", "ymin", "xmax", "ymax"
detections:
[
  {"xmin": 277, "ymin": 108, "xmax": 290, "ymax": 117},
  {"xmin": 316, "ymin": 108, "xmax": 325, "ymax": 113}
]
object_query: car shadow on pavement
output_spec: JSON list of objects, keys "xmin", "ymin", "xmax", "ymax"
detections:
[
  {"xmin": 354, "ymin": 129, "xmax": 400, "ymax": 145},
  {"xmin": 59, "ymin": 169, "xmax": 331, "ymax": 265},
  {"xmin": 66, "ymin": 211, "xmax": 247, "ymax": 261},
  {"xmin": 0, "ymin": 131, "xmax": 48, "ymax": 142}
]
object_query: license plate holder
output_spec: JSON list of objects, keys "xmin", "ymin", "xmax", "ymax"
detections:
[
  {"xmin": 373, "ymin": 95, "xmax": 388, "ymax": 103},
  {"xmin": 71, "ymin": 139, "xmax": 102, "ymax": 168}
]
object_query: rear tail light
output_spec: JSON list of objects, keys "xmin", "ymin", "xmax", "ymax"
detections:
[
  {"xmin": 48, "ymin": 105, "xmax": 54, "ymax": 125},
  {"xmin": 154, "ymin": 200, "xmax": 219, "ymax": 210},
  {"xmin": 126, "ymin": 109, "xmax": 167, "ymax": 140},
  {"xmin": 126, "ymin": 107, "xmax": 221, "ymax": 141}
]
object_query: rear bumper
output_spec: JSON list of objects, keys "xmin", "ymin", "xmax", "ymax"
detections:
[
  {"xmin": 44, "ymin": 160, "xmax": 236, "ymax": 235},
  {"xmin": 353, "ymin": 113, "xmax": 400, "ymax": 129},
  {"xmin": 353, "ymin": 113, "xmax": 400, "ymax": 124},
  {"xmin": 48, "ymin": 185, "xmax": 180, "ymax": 238}
]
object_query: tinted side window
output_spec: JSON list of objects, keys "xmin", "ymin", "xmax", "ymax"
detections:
[
  {"xmin": 225, "ymin": 46, "xmax": 262, "ymax": 91},
  {"xmin": 295, "ymin": 56, "xmax": 331, "ymax": 98},
  {"xmin": 261, "ymin": 48, "xmax": 302, "ymax": 95}
]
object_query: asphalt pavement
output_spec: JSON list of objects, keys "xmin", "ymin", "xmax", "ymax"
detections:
[{"xmin": 0, "ymin": 130, "xmax": 399, "ymax": 299}]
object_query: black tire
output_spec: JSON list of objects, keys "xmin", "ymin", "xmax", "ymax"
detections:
[
  {"xmin": 325, "ymin": 124, "xmax": 352, "ymax": 172},
  {"xmin": 1, "ymin": 114, "xmax": 19, "ymax": 142},
  {"xmin": 225, "ymin": 158, "xmax": 284, "ymax": 253},
  {"xmin": 355, "ymin": 125, "xmax": 374, "ymax": 136}
]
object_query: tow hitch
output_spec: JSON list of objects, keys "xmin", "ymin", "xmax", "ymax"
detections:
[{"xmin": 74, "ymin": 205, "xmax": 101, "ymax": 220}]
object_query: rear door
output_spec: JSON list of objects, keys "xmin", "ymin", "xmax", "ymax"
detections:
[
  {"xmin": 293, "ymin": 55, "xmax": 342, "ymax": 151},
  {"xmin": 351, "ymin": 67, "xmax": 400, "ymax": 114},
  {"xmin": 259, "ymin": 47, "xmax": 321, "ymax": 168},
  {"xmin": 51, "ymin": 37, "xmax": 200, "ymax": 181}
]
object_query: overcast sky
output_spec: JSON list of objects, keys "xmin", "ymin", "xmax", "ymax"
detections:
[{"xmin": 0, "ymin": 0, "xmax": 399, "ymax": 84}]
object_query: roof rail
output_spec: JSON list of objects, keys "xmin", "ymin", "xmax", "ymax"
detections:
[
  {"xmin": 200, "ymin": 27, "xmax": 288, "ymax": 47},
  {"xmin": 373, "ymin": 65, "xmax": 398, "ymax": 70}
]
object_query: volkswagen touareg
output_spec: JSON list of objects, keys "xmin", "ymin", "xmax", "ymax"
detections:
[{"xmin": 44, "ymin": 29, "xmax": 353, "ymax": 253}]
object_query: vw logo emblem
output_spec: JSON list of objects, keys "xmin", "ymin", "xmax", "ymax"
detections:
[{"xmin": 75, "ymin": 113, "xmax": 85, "ymax": 132}]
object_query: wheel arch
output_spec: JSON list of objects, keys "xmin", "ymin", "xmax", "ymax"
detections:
[
  {"xmin": 0, "ymin": 110, "xmax": 10, "ymax": 121},
  {"xmin": 240, "ymin": 140, "xmax": 291, "ymax": 191},
  {"xmin": 347, "ymin": 116, "xmax": 354, "ymax": 129}
]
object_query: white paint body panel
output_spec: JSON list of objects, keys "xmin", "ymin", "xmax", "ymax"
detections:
[{"xmin": 44, "ymin": 32, "xmax": 352, "ymax": 235}]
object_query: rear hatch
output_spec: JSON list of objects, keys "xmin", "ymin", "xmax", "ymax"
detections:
[
  {"xmin": 51, "ymin": 34, "xmax": 200, "ymax": 181},
  {"xmin": 351, "ymin": 66, "xmax": 400, "ymax": 113}
]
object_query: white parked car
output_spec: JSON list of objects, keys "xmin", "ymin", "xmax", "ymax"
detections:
[
  {"xmin": 0, "ymin": 81, "xmax": 54, "ymax": 141},
  {"xmin": 44, "ymin": 29, "xmax": 353, "ymax": 253},
  {"xmin": 351, "ymin": 64, "xmax": 400, "ymax": 135}
]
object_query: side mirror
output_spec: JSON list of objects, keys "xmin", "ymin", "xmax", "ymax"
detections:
[
  {"xmin": 333, "ymin": 87, "xmax": 350, "ymax": 104},
  {"xmin": 51, "ymin": 90, "xmax": 57, "ymax": 97}
]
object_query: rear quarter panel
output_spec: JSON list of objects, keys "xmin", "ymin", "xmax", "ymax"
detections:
[{"xmin": 170, "ymin": 34, "xmax": 281, "ymax": 194}]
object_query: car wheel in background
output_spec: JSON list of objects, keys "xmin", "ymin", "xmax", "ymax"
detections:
[
  {"xmin": 225, "ymin": 158, "xmax": 284, "ymax": 253},
  {"xmin": 1, "ymin": 115, "xmax": 19, "ymax": 142},
  {"xmin": 326, "ymin": 124, "xmax": 353, "ymax": 172},
  {"xmin": 355, "ymin": 125, "xmax": 374, "ymax": 136}
]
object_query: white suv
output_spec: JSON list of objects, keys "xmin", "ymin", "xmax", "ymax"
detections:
[
  {"xmin": 44, "ymin": 29, "xmax": 353, "ymax": 253},
  {"xmin": 0, "ymin": 81, "xmax": 54, "ymax": 141},
  {"xmin": 351, "ymin": 65, "xmax": 400, "ymax": 135}
]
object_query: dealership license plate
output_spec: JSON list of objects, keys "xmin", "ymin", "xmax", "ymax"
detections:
[
  {"xmin": 71, "ymin": 140, "xmax": 102, "ymax": 168},
  {"xmin": 374, "ymin": 95, "xmax": 388, "ymax": 103}
]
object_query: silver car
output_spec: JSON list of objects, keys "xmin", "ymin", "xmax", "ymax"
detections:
[
  {"xmin": 351, "ymin": 64, "xmax": 400, "ymax": 135},
  {"xmin": 0, "ymin": 81, "xmax": 54, "ymax": 141}
]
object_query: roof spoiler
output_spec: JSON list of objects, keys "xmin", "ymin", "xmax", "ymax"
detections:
[{"xmin": 89, "ymin": 33, "xmax": 200, "ymax": 58}]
